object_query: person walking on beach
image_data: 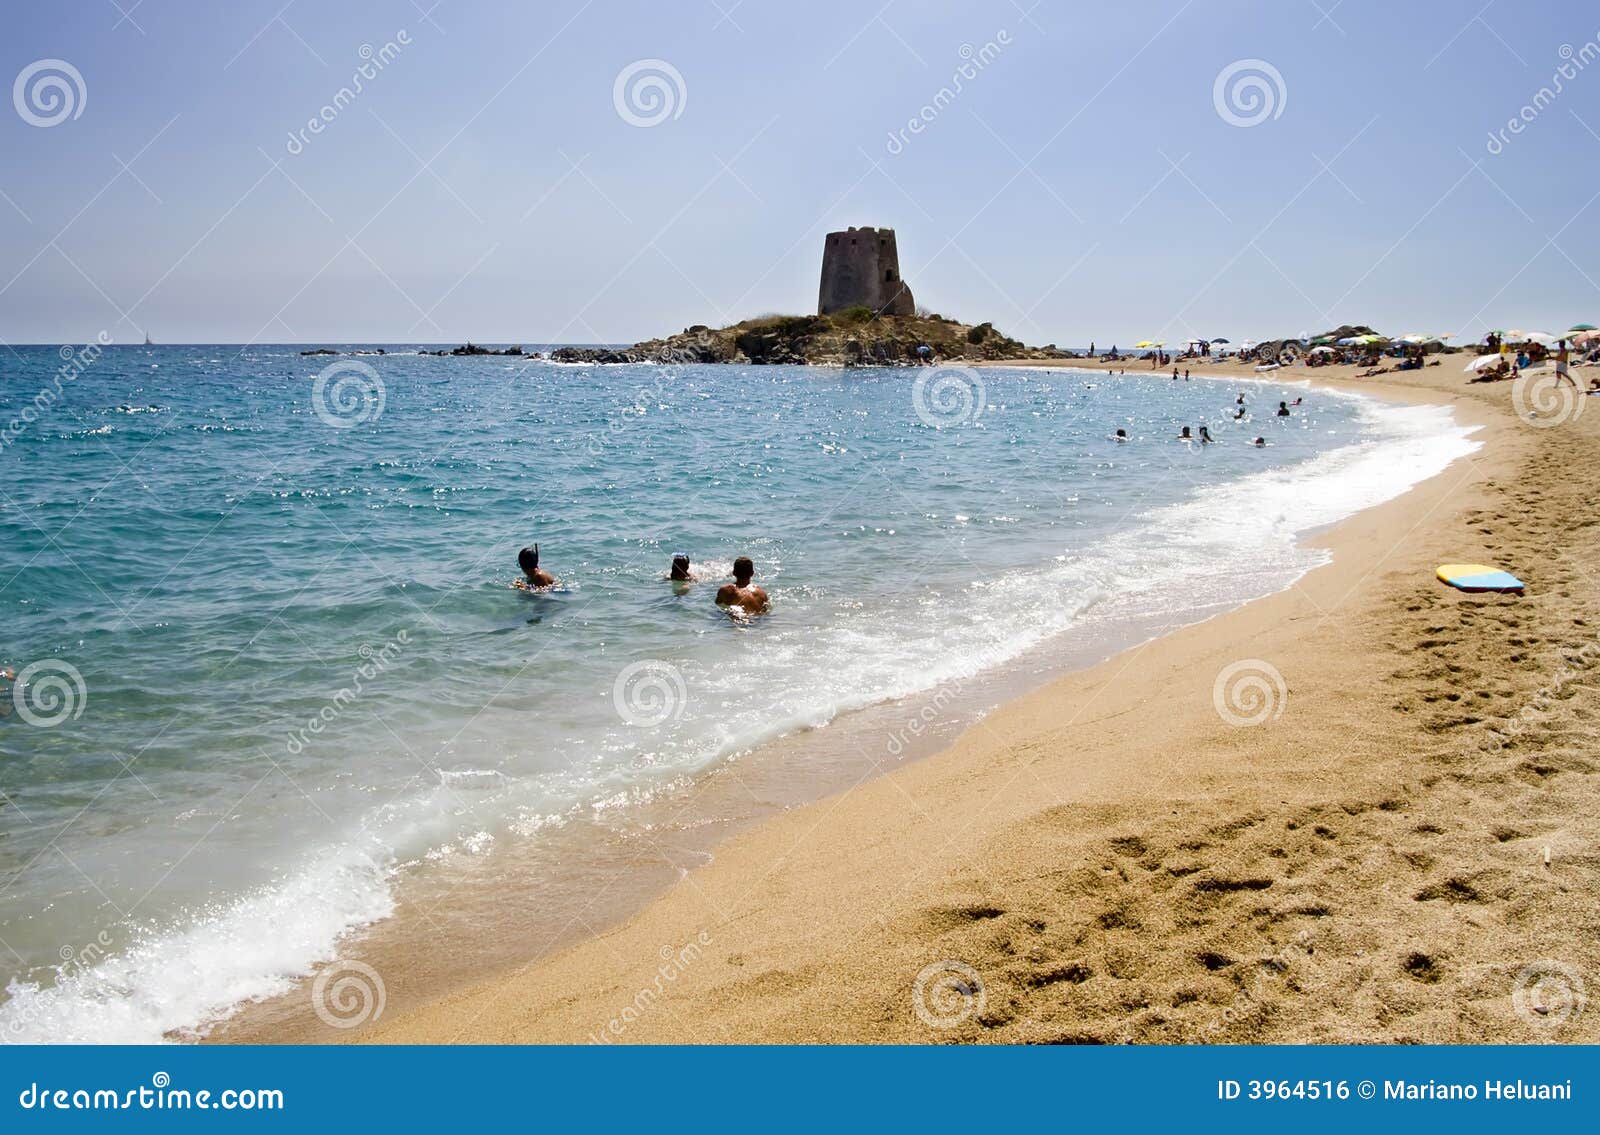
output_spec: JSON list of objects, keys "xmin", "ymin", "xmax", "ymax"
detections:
[
  {"xmin": 717, "ymin": 556, "xmax": 769, "ymax": 616},
  {"xmin": 513, "ymin": 545, "xmax": 557, "ymax": 591},
  {"xmin": 1556, "ymin": 339, "xmax": 1576, "ymax": 388}
]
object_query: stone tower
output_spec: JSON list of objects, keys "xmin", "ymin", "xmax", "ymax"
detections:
[{"xmin": 817, "ymin": 226, "xmax": 915, "ymax": 317}]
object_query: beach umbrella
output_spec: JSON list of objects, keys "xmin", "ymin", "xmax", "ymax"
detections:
[
  {"xmin": 1309, "ymin": 345, "xmax": 1336, "ymax": 355},
  {"xmin": 1210, "ymin": 337, "xmax": 1230, "ymax": 344},
  {"xmin": 1337, "ymin": 334, "xmax": 1383, "ymax": 346},
  {"xmin": 1567, "ymin": 323, "xmax": 1596, "ymax": 332},
  {"xmin": 1574, "ymin": 329, "xmax": 1600, "ymax": 344},
  {"xmin": 1464, "ymin": 354, "xmax": 1503, "ymax": 372},
  {"xmin": 1500, "ymin": 329, "xmax": 1555, "ymax": 344},
  {"xmin": 1239, "ymin": 339, "xmax": 1256, "ymax": 350},
  {"xmin": 1134, "ymin": 340, "xmax": 1164, "ymax": 348}
]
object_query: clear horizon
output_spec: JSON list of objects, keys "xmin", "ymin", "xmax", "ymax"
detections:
[{"xmin": 3, "ymin": 1, "xmax": 1597, "ymax": 348}]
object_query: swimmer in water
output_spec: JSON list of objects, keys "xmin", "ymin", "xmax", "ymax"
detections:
[
  {"xmin": 1252, "ymin": 436, "xmax": 1266, "ymax": 447},
  {"xmin": 1114, "ymin": 428, "xmax": 1128, "ymax": 442},
  {"xmin": 669, "ymin": 553, "xmax": 698, "ymax": 582},
  {"xmin": 716, "ymin": 555, "xmax": 769, "ymax": 616},
  {"xmin": 1236, "ymin": 393, "xmax": 1246, "ymax": 405},
  {"xmin": 1233, "ymin": 406, "xmax": 1246, "ymax": 420},
  {"xmin": 1177, "ymin": 425, "xmax": 1194, "ymax": 440},
  {"xmin": 512, "ymin": 544, "xmax": 557, "ymax": 591},
  {"xmin": 1291, "ymin": 397, "xmax": 1303, "ymax": 406},
  {"xmin": 1198, "ymin": 425, "xmax": 1215, "ymax": 443},
  {"xmin": 1277, "ymin": 401, "xmax": 1290, "ymax": 416}
]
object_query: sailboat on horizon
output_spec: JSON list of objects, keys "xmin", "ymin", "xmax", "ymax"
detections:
[{"xmin": 143, "ymin": 332, "xmax": 153, "ymax": 346}]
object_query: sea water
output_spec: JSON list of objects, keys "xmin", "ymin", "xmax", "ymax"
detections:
[{"xmin": 0, "ymin": 346, "xmax": 1478, "ymax": 1041}]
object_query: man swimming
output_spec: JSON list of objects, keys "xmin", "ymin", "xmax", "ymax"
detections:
[
  {"xmin": 716, "ymin": 556, "xmax": 769, "ymax": 615},
  {"xmin": 1114, "ymin": 428, "xmax": 1128, "ymax": 442},
  {"xmin": 669, "ymin": 553, "xmax": 698, "ymax": 582},
  {"xmin": 513, "ymin": 544, "xmax": 557, "ymax": 590},
  {"xmin": 1276, "ymin": 401, "xmax": 1290, "ymax": 416},
  {"xmin": 1177, "ymin": 426, "xmax": 1194, "ymax": 440}
]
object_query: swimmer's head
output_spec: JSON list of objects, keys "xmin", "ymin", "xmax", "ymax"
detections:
[
  {"xmin": 1115, "ymin": 428, "xmax": 1127, "ymax": 439},
  {"xmin": 518, "ymin": 545, "xmax": 540, "ymax": 576},
  {"xmin": 732, "ymin": 556, "xmax": 754, "ymax": 585},
  {"xmin": 670, "ymin": 553, "xmax": 691, "ymax": 581}
]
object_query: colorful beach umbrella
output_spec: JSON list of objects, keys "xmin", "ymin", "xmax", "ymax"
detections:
[
  {"xmin": 1134, "ymin": 340, "xmax": 1164, "ymax": 348},
  {"xmin": 1567, "ymin": 323, "xmax": 1596, "ymax": 332}
]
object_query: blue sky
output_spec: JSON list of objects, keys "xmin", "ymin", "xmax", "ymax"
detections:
[{"xmin": 3, "ymin": 0, "xmax": 1598, "ymax": 346}]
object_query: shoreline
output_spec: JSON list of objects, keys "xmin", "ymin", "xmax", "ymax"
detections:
[{"xmin": 320, "ymin": 360, "xmax": 1600, "ymax": 1044}]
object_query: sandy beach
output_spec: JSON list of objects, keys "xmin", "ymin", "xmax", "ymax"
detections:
[{"xmin": 346, "ymin": 358, "xmax": 1598, "ymax": 1045}]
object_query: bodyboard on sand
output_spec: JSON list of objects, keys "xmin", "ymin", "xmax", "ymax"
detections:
[{"xmin": 1437, "ymin": 564, "xmax": 1525, "ymax": 593}]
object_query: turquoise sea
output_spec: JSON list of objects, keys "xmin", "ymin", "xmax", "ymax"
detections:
[{"xmin": 0, "ymin": 345, "xmax": 1477, "ymax": 1041}]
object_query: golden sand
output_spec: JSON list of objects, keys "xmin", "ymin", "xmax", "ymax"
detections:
[{"xmin": 352, "ymin": 358, "xmax": 1598, "ymax": 1044}]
